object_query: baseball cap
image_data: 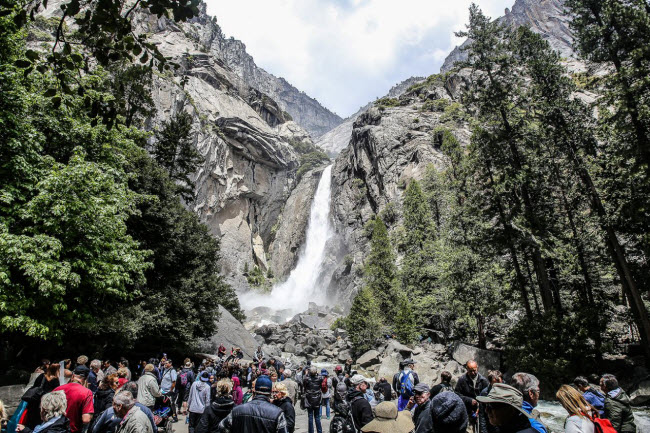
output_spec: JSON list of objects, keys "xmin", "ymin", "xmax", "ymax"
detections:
[
  {"xmin": 321, "ymin": 369, "xmax": 329, "ymax": 376},
  {"xmin": 255, "ymin": 375, "xmax": 273, "ymax": 394},
  {"xmin": 350, "ymin": 374, "xmax": 367, "ymax": 386},
  {"xmin": 200, "ymin": 371, "xmax": 210, "ymax": 382},
  {"xmin": 414, "ymin": 383, "xmax": 430, "ymax": 394}
]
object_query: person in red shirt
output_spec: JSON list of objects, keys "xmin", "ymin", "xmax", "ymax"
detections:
[{"xmin": 54, "ymin": 365, "xmax": 94, "ymax": 433}]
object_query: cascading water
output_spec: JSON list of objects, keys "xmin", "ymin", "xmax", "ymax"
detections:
[{"xmin": 240, "ymin": 165, "xmax": 334, "ymax": 319}]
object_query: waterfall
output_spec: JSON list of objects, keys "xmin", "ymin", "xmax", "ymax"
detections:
[{"xmin": 240, "ymin": 165, "xmax": 334, "ymax": 318}]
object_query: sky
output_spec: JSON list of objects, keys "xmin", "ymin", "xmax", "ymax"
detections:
[{"xmin": 205, "ymin": 0, "xmax": 516, "ymax": 118}]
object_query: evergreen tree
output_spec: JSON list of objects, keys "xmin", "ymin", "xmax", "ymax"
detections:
[
  {"xmin": 364, "ymin": 217, "xmax": 399, "ymax": 319},
  {"xmin": 152, "ymin": 111, "xmax": 204, "ymax": 202},
  {"xmin": 393, "ymin": 293, "xmax": 418, "ymax": 345},
  {"xmin": 347, "ymin": 287, "xmax": 383, "ymax": 356}
]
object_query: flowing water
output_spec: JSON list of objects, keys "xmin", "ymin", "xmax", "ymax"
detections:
[
  {"xmin": 537, "ymin": 400, "xmax": 650, "ymax": 432},
  {"xmin": 240, "ymin": 165, "xmax": 334, "ymax": 321}
]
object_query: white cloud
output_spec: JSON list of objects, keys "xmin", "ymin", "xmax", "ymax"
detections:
[{"xmin": 205, "ymin": 0, "xmax": 515, "ymax": 117}]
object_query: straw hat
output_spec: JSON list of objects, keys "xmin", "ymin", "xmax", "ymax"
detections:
[{"xmin": 360, "ymin": 402, "xmax": 415, "ymax": 433}]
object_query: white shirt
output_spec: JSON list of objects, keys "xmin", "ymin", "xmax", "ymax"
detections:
[{"xmin": 565, "ymin": 415, "xmax": 595, "ymax": 433}]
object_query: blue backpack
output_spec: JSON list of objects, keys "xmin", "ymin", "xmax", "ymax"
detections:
[{"xmin": 399, "ymin": 371, "xmax": 414, "ymax": 398}]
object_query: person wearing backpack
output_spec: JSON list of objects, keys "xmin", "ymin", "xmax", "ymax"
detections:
[
  {"xmin": 179, "ymin": 360, "xmax": 196, "ymax": 415},
  {"xmin": 396, "ymin": 359, "xmax": 419, "ymax": 411},
  {"xmin": 574, "ymin": 377, "xmax": 605, "ymax": 417},
  {"xmin": 320, "ymin": 369, "xmax": 333, "ymax": 420},
  {"xmin": 303, "ymin": 366, "xmax": 324, "ymax": 433},
  {"xmin": 431, "ymin": 371, "xmax": 453, "ymax": 398},
  {"xmin": 346, "ymin": 375, "xmax": 373, "ymax": 431}
]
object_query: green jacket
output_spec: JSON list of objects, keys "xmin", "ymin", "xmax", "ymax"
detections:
[
  {"xmin": 604, "ymin": 389, "xmax": 636, "ymax": 433},
  {"xmin": 116, "ymin": 406, "xmax": 153, "ymax": 433}
]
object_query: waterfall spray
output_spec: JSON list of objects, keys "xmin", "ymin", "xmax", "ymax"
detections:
[{"xmin": 240, "ymin": 165, "xmax": 334, "ymax": 319}]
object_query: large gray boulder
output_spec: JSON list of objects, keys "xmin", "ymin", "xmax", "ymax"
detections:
[
  {"xmin": 0, "ymin": 384, "xmax": 26, "ymax": 415},
  {"xmin": 357, "ymin": 350, "xmax": 381, "ymax": 368},
  {"xmin": 450, "ymin": 343, "xmax": 501, "ymax": 375},
  {"xmin": 199, "ymin": 306, "xmax": 259, "ymax": 359},
  {"xmin": 630, "ymin": 379, "xmax": 650, "ymax": 405}
]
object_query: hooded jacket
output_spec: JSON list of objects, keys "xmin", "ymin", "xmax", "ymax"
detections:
[
  {"xmin": 604, "ymin": 388, "xmax": 637, "ymax": 433},
  {"xmin": 346, "ymin": 389, "xmax": 373, "ymax": 430},
  {"xmin": 194, "ymin": 396, "xmax": 234, "ymax": 433},
  {"xmin": 94, "ymin": 389, "xmax": 116, "ymax": 415},
  {"xmin": 231, "ymin": 377, "xmax": 243, "ymax": 406}
]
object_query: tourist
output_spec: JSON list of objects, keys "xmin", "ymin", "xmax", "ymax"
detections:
[
  {"xmin": 477, "ymin": 383, "xmax": 537, "ymax": 433},
  {"xmin": 121, "ymin": 383, "xmax": 156, "ymax": 433},
  {"xmin": 431, "ymin": 371, "xmax": 453, "ymax": 397},
  {"xmin": 479, "ymin": 370, "xmax": 503, "ymax": 433},
  {"xmin": 187, "ymin": 372, "xmax": 212, "ymax": 433},
  {"xmin": 217, "ymin": 375, "xmax": 288, "ymax": 433},
  {"xmin": 320, "ymin": 369, "xmax": 332, "ymax": 420},
  {"xmin": 117, "ymin": 360, "xmax": 131, "ymax": 381},
  {"xmin": 88, "ymin": 360, "xmax": 102, "ymax": 394},
  {"xmin": 179, "ymin": 359, "xmax": 196, "ymax": 415},
  {"xmin": 255, "ymin": 346, "xmax": 265, "ymax": 364},
  {"xmin": 281, "ymin": 370, "xmax": 299, "ymax": 407},
  {"xmin": 600, "ymin": 374, "xmax": 637, "ymax": 433},
  {"xmin": 430, "ymin": 391, "xmax": 469, "ymax": 433},
  {"xmin": 509, "ymin": 373, "xmax": 547, "ymax": 433},
  {"xmin": 273, "ymin": 383, "xmax": 295, "ymax": 433},
  {"xmin": 271, "ymin": 372, "xmax": 279, "ymax": 384},
  {"xmin": 103, "ymin": 361, "xmax": 117, "ymax": 377},
  {"xmin": 392, "ymin": 361, "xmax": 404, "ymax": 398},
  {"xmin": 344, "ymin": 359, "xmax": 353, "ymax": 377},
  {"xmin": 373, "ymin": 378, "xmax": 392, "ymax": 402},
  {"xmin": 303, "ymin": 366, "xmax": 323, "ymax": 433},
  {"xmin": 455, "ymin": 360, "xmax": 489, "ymax": 433},
  {"xmin": 75, "ymin": 357, "xmax": 90, "ymax": 378},
  {"xmin": 116, "ymin": 369, "xmax": 129, "ymax": 390},
  {"xmin": 136, "ymin": 364, "xmax": 161, "ymax": 412},
  {"xmin": 359, "ymin": 401, "xmax": 414, "ymax": 433},
  {"xmin": 53, "ymin": 366, "xmax": 94, "ymax": 433},
  {"xmin": 347, "ymin": 374, "xmax": 374, "ymax": 429},
  {"xmin": 0, "ymin": 399, "xmax": 7, "ymax": 432},
  {"xmin": 556, "ymin": 385, "xmax": 595, "ymax": 433},
  {"xmin": 113, "ymin": 391, "xmax": 153, "ymax": 433},
  {"xmin": 94, "ymin": 374, "xmax": 119, "ymax": 415},
  {"xmin": 196, "ymin": 379, "xmax": 234, "ymax": 433},
  {"xmin": 159, "ymin": 359, "xmax": 178, "ymax": 422},
  {"xmin": 573, "ymin": 377, "xmax": 604, "ymax": 416},
  {"xmin": 396, "ymin": 359, "xmax": 419, "ymax": 411},
  {"xmin": 16, "ymin": 391, "xmax": 70, "ymax": 433},
  {"xmin": 406, "ymin": 383, "xmax": 433, "ymax": 433},
  {"xmin": 231, "ymin": 376, "xmax": 243, "ymax": 406},
  {"xmin": 23, "ymin": 363, "xmax": 61, "ymax": 429}
]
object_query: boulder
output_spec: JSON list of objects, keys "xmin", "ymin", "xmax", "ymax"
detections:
[
  {"xmin": 199, "ymin": 306, "xmax": 258, "ymax": 359},
  {"xmin": 334, "ymin": 328, "xmax": 348, "ymax": 339},
  {"xmin": 630, "ymin": 379, "xmax": 650, "ymax": 405},
  {"xmin": 357, "ymin": 350, "xmax": 381, "ymax": 368},
  {"xmin": 284, "ymin": 342, "xmax": 298, "ymax": 354},
  {"xmin": 262, "ymin": 344, "xmax": 282, "ymax": 358},
  {"xmin": 384, "ymin": 340, "xmax": 413, "ymax": 357},
  {"xmin": 377, "ymin": 352, "xmax": 403, "ymax": 381},
  {"xmin": 338, "ymin": 350, "xmax": 353, "ymax": 363},
  {"xmin": 450, "ymin": 343, "xmax": 501, "ymax": 375},
  {"xmin": 0, "ymin": 384, "xmax": 27, "ymax": 415}
]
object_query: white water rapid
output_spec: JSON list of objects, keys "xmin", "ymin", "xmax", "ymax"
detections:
[{"xmin": 240, "ymin": 165, "xmax": 334, "ymax": 320}]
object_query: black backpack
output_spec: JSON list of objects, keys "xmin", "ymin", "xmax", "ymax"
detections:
[{"xmin": 329, "ymin": 400, "xmax": 356, "ymax": 433}]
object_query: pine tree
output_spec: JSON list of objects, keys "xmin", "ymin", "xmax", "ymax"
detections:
[
  {"xmin": 364, "ymin": 217, "xmax": 399, "ymax": 319},
  {"xmin": 152, "ymin": 111, "xmax": 204, "ymax": 201},
  {"xmin": 393, "ymin": 293, "xmax": 418, "ymax": 345},
  {"xmin": 347, "ymin": 287, "xmax": 383, "ymax": 355}
]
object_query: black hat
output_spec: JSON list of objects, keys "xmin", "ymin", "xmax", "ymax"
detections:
[
  {"xmin": 430, "ymin": 392, "xmax": 468, "ymax": 433},
  {"xmin": 74, "ymin": 365, "xmax": 90, "ymax": 378}
]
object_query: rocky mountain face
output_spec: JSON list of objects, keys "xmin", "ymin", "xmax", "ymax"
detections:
[
  {"xmin": 320, "ymin": 74, "xmax": 472, "ymax": 305},
  {"xmin": 441, "ymin": 0, "xmax": 573, "ymax": 72},
  {"xmin": 316, "ymin": 76, "xmax": 425, "ymax": 157}
]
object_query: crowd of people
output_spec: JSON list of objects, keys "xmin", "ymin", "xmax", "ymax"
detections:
[{"xmin": 0, "ymin": 351, "xmax": 639, "ymax": 433}]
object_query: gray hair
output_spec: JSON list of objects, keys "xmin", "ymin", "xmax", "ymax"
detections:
[
  {"xmin": 41, "ymin": 391, "xmax": 67, "ymax": 421},
  {"xmin": 510, "ymin": 372, "xmax": 540, "ymax": 394},
  {"xmin": 113, "ymin": 390, "xmax": 135, "ymax": 409},
  {"xmin": 90, "ymin": 359, "xmax": 101, "ymax": 370},
  {"xmin": 309, "ymin": 366, "xmax": 318, "ymax": 375},
  {"xmin": 122, "ymin": 381, "xmax": 138, "ymax": 399},
  {"xmin": 284, "ymin": 369, "xmax": 292, "ymax": 378}
]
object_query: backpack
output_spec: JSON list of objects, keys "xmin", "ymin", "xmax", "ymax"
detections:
[
  {"xmin": 330, "ymin": 399, "xmax": 358, "ymax": 433},
  {"xmin": 179, "ymin": 371, "xmax": 189, "ymax": 387},
  {"xmin": 439, "ymin": 383, "xmax": 453, "ymax": 394},
  {"xmin": 589, "ymin": 414, "xmax": 617, "ymax": 433},
  {"xmin": 399, "ymin": 371, "xmax": 414, "ymax": 398},
  {"xmin": 321, "ymin": 377, "xmax": 329, "ymax": 393}
]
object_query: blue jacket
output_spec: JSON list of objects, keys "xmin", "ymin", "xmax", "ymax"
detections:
[
  {"xmin": 583, "ymin": 388, "xmax": 605, "ymax": 416},
  {"xmin": 522, "ymin": 401, "xmax": 547, "ymax": 433}
]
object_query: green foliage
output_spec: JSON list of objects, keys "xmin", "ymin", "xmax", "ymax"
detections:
[
  {"xmin": 296, "ymin": 150, "xmax": 330, "ymax": 182},
  {"xmin": 330, "ymin": 316, "xmax": 348, "ymax": 331},
  {"xmin": 393, "ymin": 294, "xmax": 418, "ymax": 344},
  {"xmin": 374, "ymin": 97, "xmax": 400, "ymax": 110},
  {"xmin": 440, "ymin": 101, "xmax": 467, "ymax": 123},
  {"xmin": 152, "ymin": 110, "xmax": 203, "ymax": 202},
  {"xmin": 364, "ymin": 217, "xmax": 399, "ymax": 319},
  {"xmin": 421, "ymin": 98, "xmax": 450, "ymax": 113},
  {"xmin": 246, "ymin": 265, "xmax": 267, "ymax": 288},
  {"xmin": 347, "ymin": 287, "xmax": 383, "ymax": 355}
]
